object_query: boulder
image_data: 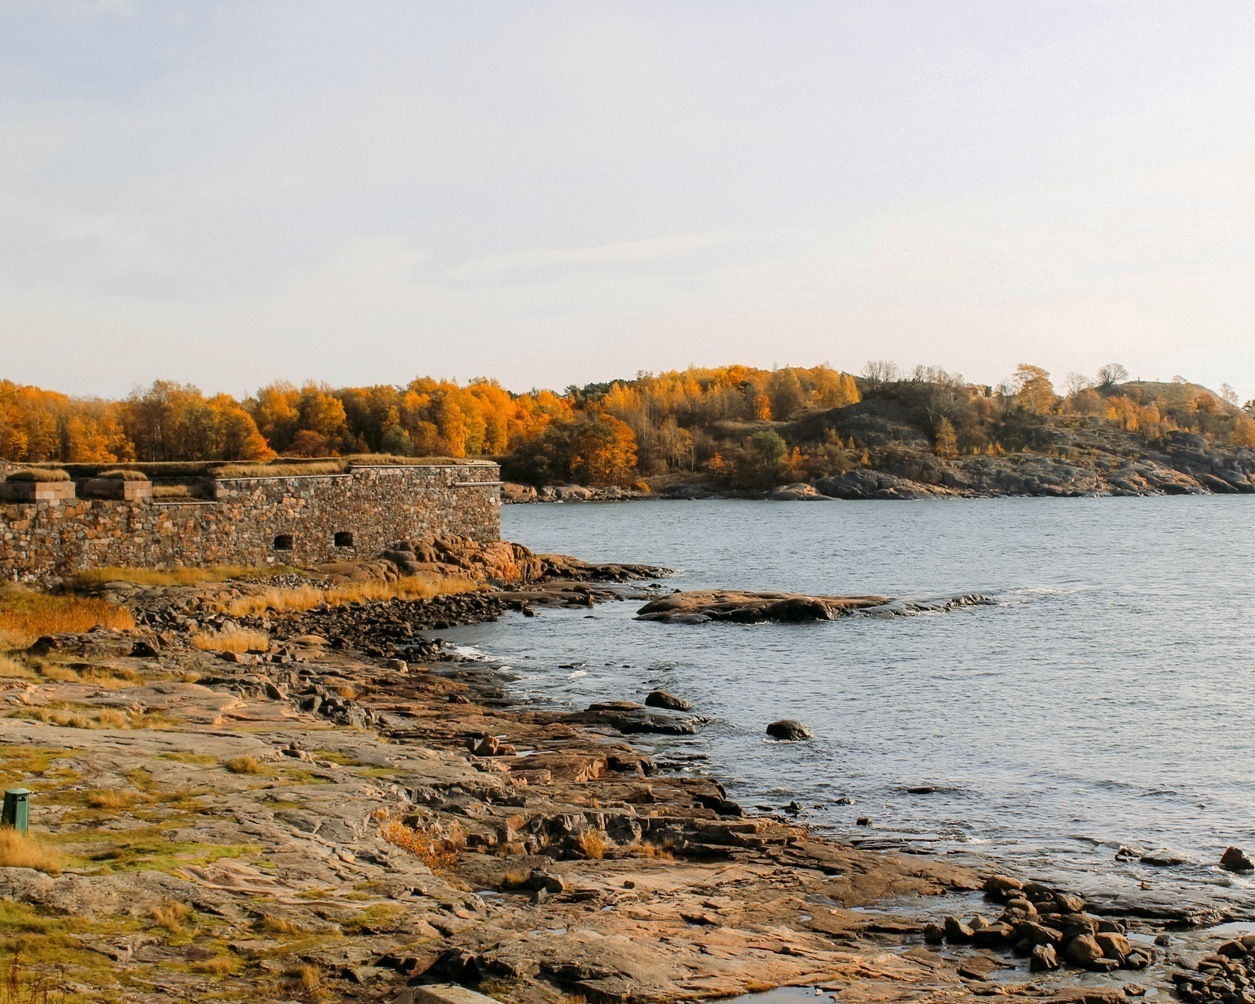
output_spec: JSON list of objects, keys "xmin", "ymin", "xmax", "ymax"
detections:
[
  {"xmin": 767, "ymin": 483, "xmax": 829, "ymax": 501},
  {"xmin": 1065, "ymin": 934, "xmax": 1105, "ymax": 967},
  {"xmin": 1095, "ymin": 932, "xmax": 1131, "ymax": 962},
  {"xmin": 1030, "ymin": 944, "xmax": 1060, "ymax": 971},
  {"xmin": 1220, "ymin": 846, "xmax": 1254, "ymax": 872},
  {"xmin": 645, "ymin": 690, "xmax": 692, "ymax": 711},
  {"xmin": 765, "ymin": 720, "xmax": 812, "ymax": 741},
  {"xmin": 982, "ymin": 874, "xmax": 1024, "ymax": 900}
]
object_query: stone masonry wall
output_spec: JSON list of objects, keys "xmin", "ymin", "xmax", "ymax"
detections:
[{"xmin": 0, "ymin": 462, "xmax": 501, "ymax": 582}]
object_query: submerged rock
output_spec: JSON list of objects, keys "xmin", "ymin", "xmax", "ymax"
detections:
[{"xmin": 765, "ymin": 720, "xmax": 812, "ymax": 741}]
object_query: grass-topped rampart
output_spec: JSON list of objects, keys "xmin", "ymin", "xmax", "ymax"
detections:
[{"xmin": 8, "ymin": 454, "xmax": 488, "ymax": 486}]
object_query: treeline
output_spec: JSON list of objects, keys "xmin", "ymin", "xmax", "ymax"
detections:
[{"xmin": 0, "ymin": 362, "xmax": 1252, "ymax": 488}]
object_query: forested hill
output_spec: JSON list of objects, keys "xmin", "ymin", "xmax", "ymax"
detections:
[{"xmin": 1, "ymin": 363, "xmax": 1253, "ymax": 495}]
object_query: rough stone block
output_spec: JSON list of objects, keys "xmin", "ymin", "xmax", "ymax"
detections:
[
  {"xmin": 80, "ymin": 478, "xmax": 153, "ymax": 500},
  {"xmin": 0, "ymin": 480, "xmax": 75, "ymax": 502}
]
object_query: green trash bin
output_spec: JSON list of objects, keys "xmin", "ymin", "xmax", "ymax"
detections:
[{"xmin": 2, "ymin": 788, "xmax": 31, "ymax": 836}]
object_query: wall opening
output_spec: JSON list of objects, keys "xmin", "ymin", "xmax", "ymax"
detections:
[
  {"xmin": 273, "ymin": 534, "xmax": 294, "ymax": 551},
  {"xmin": 334, "ymin": 531, "xmax": 354, "ymax": 548}
]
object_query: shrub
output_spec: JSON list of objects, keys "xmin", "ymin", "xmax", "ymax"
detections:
[{"xmin": 4, "ymin": 469, "xmax": 70, "ymax": 482}]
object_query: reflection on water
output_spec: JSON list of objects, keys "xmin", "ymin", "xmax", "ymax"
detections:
[{"xmin": 441, "ymin": 497, "xmax": 1255, "ymax": 914}]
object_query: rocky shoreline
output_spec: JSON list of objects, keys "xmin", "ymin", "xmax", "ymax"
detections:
[
  {"xmin": 501, "ymin": 439, "xmax": 1255, "ymax": 502},
  {"xmin": 0, "ymin": 544, "xmax": 1250, "ymax": 1003}
]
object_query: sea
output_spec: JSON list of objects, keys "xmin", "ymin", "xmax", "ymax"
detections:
[{"xmin": 441, "ymin": 497, "xmax": 1255, "ymax": 921}]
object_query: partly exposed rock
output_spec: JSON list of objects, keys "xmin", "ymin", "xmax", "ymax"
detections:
[
  {"xmin": 636, "ymin": 589, "xmax": 995, "ymax": 624},
  {"xmin": 765, "ymin": 719, "xmax": 813, "ymax": 741}
]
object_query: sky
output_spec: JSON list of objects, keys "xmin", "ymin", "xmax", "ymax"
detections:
[{"xmin": 1, "ymin": 0, "xmax": 1254, "ymax": 401}]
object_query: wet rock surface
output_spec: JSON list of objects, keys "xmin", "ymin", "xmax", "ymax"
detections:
[{"xmin": 0, "ymin": 546, "xmax": 1246, "ymax": 1004}]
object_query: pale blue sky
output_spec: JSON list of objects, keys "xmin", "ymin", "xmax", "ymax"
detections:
[{"xmin": 2, "ymin": 1, "xmax": 1254, "ymax": 398}]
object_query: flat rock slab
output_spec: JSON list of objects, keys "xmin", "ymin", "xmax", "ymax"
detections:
[
  {"xmin": 636, "ymin": 590, "xmax": 996, "ymax": 623},
  {"xmin": 394, "ymin": 984, "xmax": 503, "ymax": 1004}
]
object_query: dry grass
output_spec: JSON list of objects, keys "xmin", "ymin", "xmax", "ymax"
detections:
[
  {"xmin": 256, "ymin": 913, "xmax": 305, "ymax": 936},
  {"xmin": 33, "ymin": 663, "xmax": 141, "ymax": 690},
  {"xmin": 0, "ymin": 590, "xmax": 134, "ymax": 647},
  {"xmin": 0, "ymin": 830, "xmax": 64, "ymax": 875},
  {"xmin": 379, "ymin": 817, "xmax": 464, "ymax": 870},
  {"xmin": 4, "ymin": 469, "xmax": 70, "ymax": 482},
  {"xmin": 151, "ymin": 900, "xmax": 192, "ymax": 934},
  {"xmin": 0, "ymin": 656, "xmax": 35, "ymax": 681},
  {"xmin": 223, "ymin": 756, "xmax": 265, "ymax": 775},
  {"xmin": 14, "ymin": 706, "xmax": 130, "ymax": 730},
  {"xmin": 223, "ymin": 572, "xmax": 477, "ymax": 618},
  {"xmin": 215, "ymin": 460, "xmax": 346, "ymax": 479},
  {"xmin": 71, "ymin": 565, "xmax": 295, "ymax": 588},
  {"xmin": 576, "ymin": 829, "xmax": 609, "ymax": 860},
  {"xmin": 190, "ymin": 627, "xmax": 270, "ymax": 653},
  {"xmin": 85, "ymin": 789, "xmax": 146, "ymax": 810},
  {"xmin": 284, "ymin": 962, "xmax": 324, "ymax": 1000},
  {"xmin": 97, "ymin": 469, "xmax": 149, "ymax": 481},
  {"xmin": 191, "ymin": 956, "xmax": 239, "ymax": 975},
  {"xmin": 32, "ymin": 664, "xmax": 78, "ymax": 683},
  {"xmin": 150, "ymin": 485, "xmax": 199, "ymax": 500},
  {"xmin": 628, "ymin": 841, "xmax": 675, "ymax": 860}
]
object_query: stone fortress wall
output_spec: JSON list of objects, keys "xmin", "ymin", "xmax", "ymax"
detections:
[{"xmin": 0, "ymin": 461, "xmax": 502, "ymax": 582}]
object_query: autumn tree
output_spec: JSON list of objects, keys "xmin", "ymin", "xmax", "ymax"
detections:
[{"xmin": 1013, "ymin": 365, "xmax": 1057, "ymax": 415}]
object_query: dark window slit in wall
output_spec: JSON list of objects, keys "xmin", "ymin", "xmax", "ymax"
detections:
[
  {"xmin": 273, "ymin": 534, "xmax": 294, "ymax": 551},
  {"xmin": 334, "ymin": 532, "xmax": 354, "ymax": 547}
]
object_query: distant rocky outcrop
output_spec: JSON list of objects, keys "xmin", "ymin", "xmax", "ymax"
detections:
[{"xmin": 636, "ymin": 589, "xmax": 994, "ymax": 623}]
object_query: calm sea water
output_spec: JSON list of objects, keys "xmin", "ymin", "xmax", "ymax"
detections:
[{"xmin": 443, "ymin": 498, "xmax": 1255, "ymax": 917}]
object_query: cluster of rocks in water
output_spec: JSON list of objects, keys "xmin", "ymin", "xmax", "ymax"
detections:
[{"xmin": 928, "ymin": 874, "xmax": 1157, "ymax": 975}]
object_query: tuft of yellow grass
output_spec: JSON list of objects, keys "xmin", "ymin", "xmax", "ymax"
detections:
[
  {"xmin": 16, "ymin": 705, "xmax": 130, "ymax": 729},
  {"xmin": 151, "ymin": 899, "xmax": 192, "ymax": 934},
  {"xmin": 0, "ymin": 655, "xmax": 35, "ymax": 681},
  {"xmin": 576, "ymin": 829, "xmax": 608, "ymax": 860},
  {"xmin": 85, "ymin": 789, "xmax": 146, "ymax": 810},
  {"xmin": 191, "ymin": 956, "xmax": 239, "ymax": 975},
  {"xmin": 284, "ymin": 962, "xmax": 324, "ymax": 1000},
  {"xmin": 0, "ymin": 829, "xmax": 64, "ymax": 874},
  {"xmin": 256, "ymin": 913, "xmax": 305, "ymax": 936},
  {"xmin": 223, "ymin": 756, "xmax": 265, "ymax": 775},
  {"xmin": 223, "ymin": 573, "xmax": 478, "ymax": 618},
  {"xmin": 379, "ymin": 817, "xmax": 464, "ymax": 870},
  {"xmin": 0, "ymin": 590, "xmax": 134, "ymax": 647},
  {"xmin": 35, "ymin": 664, "xmax": 79, "ymax": 683},
  {"xmin": 190, "ymin": 627, "xmax": 270, "ymax": 653}
]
